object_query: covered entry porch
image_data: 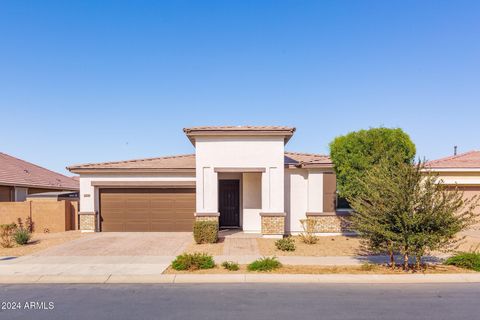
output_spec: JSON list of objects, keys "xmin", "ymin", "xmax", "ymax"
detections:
[{"xmin": 194, "ymin": 167, "xmax": 286, "ymax": 236}]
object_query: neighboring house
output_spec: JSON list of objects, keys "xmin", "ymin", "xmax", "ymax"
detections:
[
  {"xmin": 426, "ymin": 150, "xmax": 480, "ymax": 223},
  {"xmin": 0, "ymin": 152, "xmax": 79, "ymax": 202},
  {"xmin": 68, "ymin": 126, "xmax": 344, "ymax": 236}
]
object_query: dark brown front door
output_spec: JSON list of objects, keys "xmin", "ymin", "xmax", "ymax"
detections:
[{"xmin": 218, "ymin": 180, "xmax": 240, "ymax": 228}]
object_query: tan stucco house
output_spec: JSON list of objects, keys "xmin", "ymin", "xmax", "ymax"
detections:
[
  {"xmin": 426, "ymin": 150, "xmax": 480, "ymax": 222},
  {"xmin": 68, "ymin": 126, "xmax": 344, "ymax": 237}
]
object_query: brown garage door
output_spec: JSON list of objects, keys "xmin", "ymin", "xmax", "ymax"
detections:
[{"xmin": 100, "ymin": 188, "xmax": 195, "ymax": 232}]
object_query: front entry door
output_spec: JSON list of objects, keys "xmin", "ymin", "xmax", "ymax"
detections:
[{"xmin": 218, "ymin": 180, "xmax": 240, "ymax": 228}]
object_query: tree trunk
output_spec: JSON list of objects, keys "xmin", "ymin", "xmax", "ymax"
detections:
[
  {"xmin": 389, "ymin": 250, "xmax": 395, "ymax": 269},
  {"xmin": 403, "ymin": 252, "xmax": 409, "ymax": 271},
  {"xmin": 415, "ymin": 255, "xmax": 421, "ymax": 270}
]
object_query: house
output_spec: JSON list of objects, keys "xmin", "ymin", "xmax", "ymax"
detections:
[
  {"xmin": 0, "ymin": 152, "xmax": 79, "ymax": 202},
  {"xmin": 68, "ymin": 126, "xmax": 345, "ymax": 236},
  {"xmin": 426, "ymin": 150, "xmax": 480, "ymax": 220}
]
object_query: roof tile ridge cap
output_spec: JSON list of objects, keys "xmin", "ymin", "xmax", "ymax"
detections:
[
  {"xmin": 0, "ymin": 152, "xmax": 72, "ymax": 179},
  {"xmin": 427, "ymin": 150, "xmax": 478, "ymax": 165}
]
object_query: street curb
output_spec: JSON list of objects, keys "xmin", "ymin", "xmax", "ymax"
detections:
[{"xmin": 0, "ymin": 273, "xmax": 479, "ymax": 284}]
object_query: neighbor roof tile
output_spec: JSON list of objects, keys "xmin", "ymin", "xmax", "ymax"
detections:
[
  {"xmin": 426, "ymin": 150, "xmax": 480, "ymax": 169},
  {"xmin": 0, "ymin": 152, "xmax": 79, "ymax": 190}
]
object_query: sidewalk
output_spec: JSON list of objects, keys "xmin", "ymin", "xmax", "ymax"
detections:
[
  {"xmin": 1, "ymin": 273, "xmax": 480, "ymax": 284},
  {"xmin": 0, "ymin": 254, "xmax": 445, "ymax": 277}
]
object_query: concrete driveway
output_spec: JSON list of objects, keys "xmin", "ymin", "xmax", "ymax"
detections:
[
  {"xmin": 0, "ymin": 233, "xmax": 193, "ymax": 277},
  {"xmin": 32, "ymin": 232, "xmax": 193, "ymax": 257}
]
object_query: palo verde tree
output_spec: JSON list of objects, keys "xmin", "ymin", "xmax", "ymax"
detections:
[
  {"xmin": 329, "ymin": 127, "xmax": 416, "ymax": 201},
  {"xmin": 349, "ymin": 159, "xmax": 479, "ymax": 270}
]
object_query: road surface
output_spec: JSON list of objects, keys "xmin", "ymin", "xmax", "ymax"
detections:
[{"xmin": 1, "ymin": 283, "xmax": 479, "ymax": 320}]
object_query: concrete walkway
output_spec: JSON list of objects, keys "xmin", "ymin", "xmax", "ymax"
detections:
[
  {"xmin": 0, "ymin": 254, "xmax": 445, "ymax": 278},
  {"xmin": 222, "ymin": 238, "xmax": 260, "ymax": 256},
  {"xmin": 1, "ymin": 273, "xmax": 480, "ymax": 284}
]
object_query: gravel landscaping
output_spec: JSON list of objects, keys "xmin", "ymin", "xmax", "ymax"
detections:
[
  {"xmin": 0, "ymin": 230, "xmax": 82, "ymax": 256},
  {"xmin": 164, "ymin": 264, "xmax": 472, "ymax": 274},
  {"xmin": 258, "ymin": 236, "xmax": 364, "ymax": 256}
]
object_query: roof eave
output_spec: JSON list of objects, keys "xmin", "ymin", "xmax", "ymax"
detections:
[
  {"xmin": 67, "ymin": 168, "xmax": 196, "ymax": 174},
  {"xmin": 0, "ymin": 182, "xmax": 79, "ymax": 191},
  {"xmin": 184, "ymin": 131, "xmax": 295, "ymax": 145}
]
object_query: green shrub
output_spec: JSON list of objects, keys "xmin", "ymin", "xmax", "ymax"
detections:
[
  {"xmin": 445, "ymin": 252, "xmax": 480, "ymax": 271},
  {"xmin": 360, "ymin": 262, "xmax": 376, "ymax": 271},
  {"xmin": 0, "ymin": 223, "xmax": 17, "ymax": 248},
  {"xmin": 247, "ymin": 257, "xmax": 282, "ymax": 272},
  {"xmin": 193, "ymin": 221, "xmax": 219, "ymax": 244},
  {"xmin": 221, "ymin": 261, "xmax": 240, "ymax": 271},
  {"xmin": 171, "ymin": 253, "xmax": 215, "ymax": 271},
  {"xmin": 275, "ymin": 237, "xmax": 296, "ymax": 251},
  {"xmin": 14, "ymin": 228, "xmax": 31, "ymax": 246}
]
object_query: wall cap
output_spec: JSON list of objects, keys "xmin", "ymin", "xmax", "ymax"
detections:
[
  {"xmin": 78, "ymin": 211, "xmax": 96, "ymax": 215},
  {"xmin": 306, "ymin": 211, "xmax": 352, "ymax": 217},
  {"xmin": 194, "ymin": 212, "xmax": 220, "ymax": 217},
  {"xmin": 260, "ymin": 212, "xmax": 286, "ymax": 217}
]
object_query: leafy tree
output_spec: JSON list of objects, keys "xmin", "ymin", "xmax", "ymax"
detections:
[
  {"xmin": 330, "ymin": 127, "xmax": 416, "ymax": 200},
  {"xmin": 349, "ymin": 159, "xmax": 479, "ymax": 270}
]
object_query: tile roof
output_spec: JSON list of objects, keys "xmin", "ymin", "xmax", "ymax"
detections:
[
  {"xmin": 183, "ymin": 126, "xmax": 296, "ymax": 144},
  {"xmin": 68, "ymin": 152, "xmax": 332, "ymax": 171},
  {"xmin": 0, "ymin": 152, "xmax": 79, "ymax": 190},
  {"xmin": 68, "ymin": 154, "xmax": 196, "ymax": 171},
  {"xmin": 284, "ymin": 152, "xmax": 333, "ymax": 168},
  {"xmin": 183, "ymin": 126, "xmax": 296, "ymax": 133},
  {"xmin": 426, "ymin": 150, "xmax": 480, "ymax": 169}
]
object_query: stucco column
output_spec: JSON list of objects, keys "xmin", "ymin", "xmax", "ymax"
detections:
[
  {"xmin": 195, "ymin": 166, "xmax": 219, "ymax": 222},
  {"xmin": 260, "ymin": 167, "xmax": 285, "ymax": 236},
  {"xmin": 307, "ymin": 170, "xmax": 324, "ymax": 213}
]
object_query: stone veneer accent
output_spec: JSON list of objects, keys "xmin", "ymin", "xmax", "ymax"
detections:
[
  {"xmin": 306, "ymin": 212, "xmax": 352, "ymax": 233},
  {"xmin": 78, "ymin": 212, "xmax": 97, "ymax": 231},
  {"xmin": 194, "ymin": 212, "xmax": 219, "ymax": 223},
  {"xmin": 195, "ymin": 216, "xmax": 219, "ymax": 223},
  {"xmin": 260, "ymin": 213, "xmax": 285, "ymax": 235}
]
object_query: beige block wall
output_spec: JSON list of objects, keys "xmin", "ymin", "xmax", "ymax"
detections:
[{"xmin": 0, "ymin": 200, "xmax": 78, "ymax": 232}]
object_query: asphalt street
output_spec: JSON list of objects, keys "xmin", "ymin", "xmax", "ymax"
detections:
[{"xmin": 1, "ymin": 283, "xmax": 479, "ymax": 320}]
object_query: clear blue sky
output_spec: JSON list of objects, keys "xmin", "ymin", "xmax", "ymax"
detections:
[{"xmin": 1, "ymin": 1, "xmax": 479, "ymax": 175}]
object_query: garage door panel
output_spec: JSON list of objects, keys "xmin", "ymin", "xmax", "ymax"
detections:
[
  {"xmin": 100, "ymin": 188, "xmax": 195, "ymax": 232},
  {"xmin": 102, "ymin": 222, "xmax": 126, "ymax": 232}
]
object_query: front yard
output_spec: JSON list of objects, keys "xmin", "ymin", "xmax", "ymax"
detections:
[
  {"xmin": 0, "ymin": 230, "xmax": 82, "ymax": 256},
  {"xmin": 258, "ymin": 236, "xmax": 363, "ymax": 256},
  {"xmin": 164, "ymin": 263, "xmax": 471, "ymax": 275}
]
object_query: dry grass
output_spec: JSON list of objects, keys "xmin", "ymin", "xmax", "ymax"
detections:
[
  {"xmin": 257, "ymin": 236, "xmax": 363, "ymax": 256},
  {"xmin": 164, "ymin": 264, "xmax": 471, "ymax": 274},
  {"xmin": 184, "ymin": 240, "xmax": 225, "ymax": 255},
  {"xmin": 0, "ymin": 231, "xmax": 82, "ymax": 257}
]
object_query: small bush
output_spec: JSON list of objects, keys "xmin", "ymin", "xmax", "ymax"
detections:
[
  {"xmin": 299, "ymin": 219, "xmax": 318, "ymax": 244},
  {"xmin": 171, "ymin": 253, "xmax": 215, "ymax": 271},
  {"xmin": 221, "ymin": 261, "xmax": 240, "ymax": 271},
  {"xmin": 14, "ymin": 228, "xmax": 31, "ymax": 246},
  {"xmin": 445, "ymin": 252, "xmax": 480, "ymax": 271},
  {"xmin": 360, "ymin": 262, "xmax": 376, "ymax": 271},
  {"xmin": 193, "ymin": 221, "xmax": 219, "ymax": 244},
  {"xmin": 0, "ymin": 223, "xmax": 17, "ymax": 248},
  {"xmin": 275, "ymin": 237, "xmax": 296, "ymax": 251},
  {"xmin": 247, "ymin": 257, "xmax": 282, "ymax": 272}
]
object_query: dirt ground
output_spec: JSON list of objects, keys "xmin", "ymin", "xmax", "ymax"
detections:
[
  {"xmin": 0, "ymin": 230, "xmax": 83, "ymax": 256},
  {"xmin": 164, "ymin": 264, "xmax": 472, "ymax": 275},
  {"xmin": 184, "ymin": 239, "xmax": 225, "ymax": 255},
  {"xmin": 257, "ymin": 236, "xmax": 364, "ymax": 256}
]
